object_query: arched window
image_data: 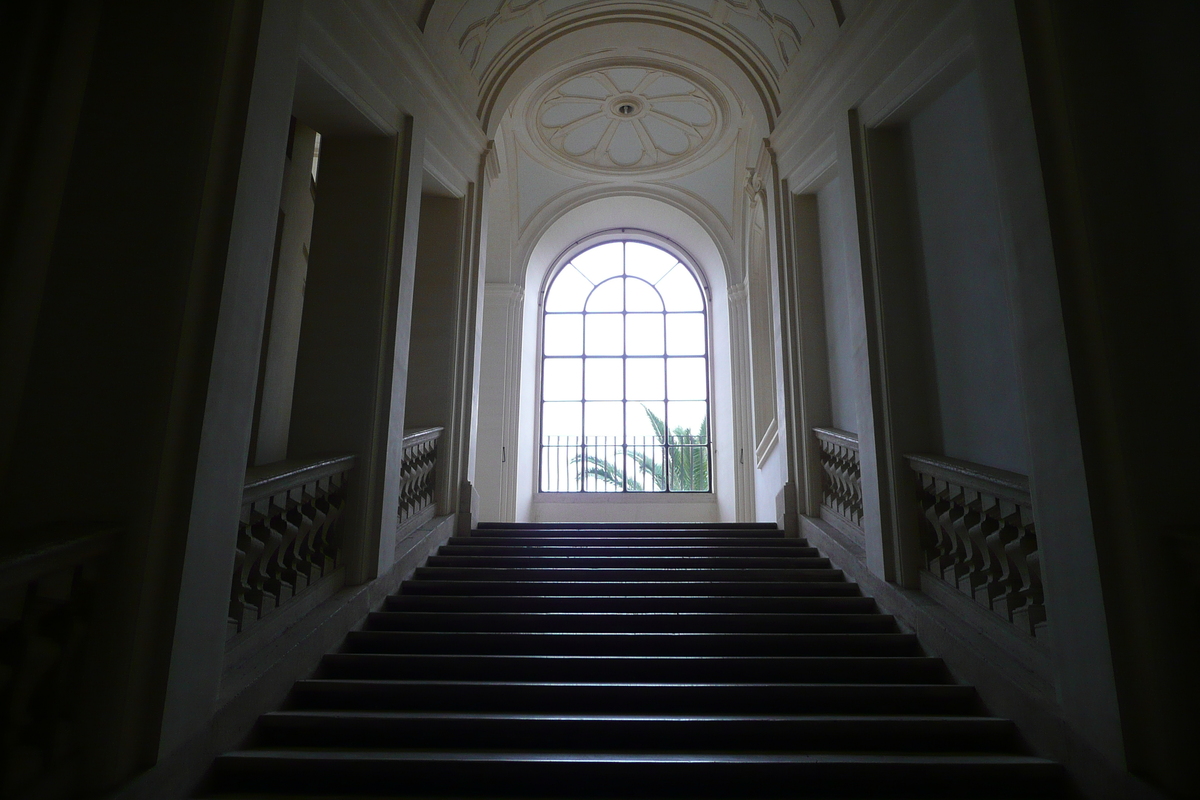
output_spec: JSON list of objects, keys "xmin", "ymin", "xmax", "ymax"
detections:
[{"xmin": 540, "ymin": 239, "xmax": 711, "ymax": 492}]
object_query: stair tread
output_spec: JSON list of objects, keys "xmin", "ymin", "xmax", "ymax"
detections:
[
  {"xmin": 210, "ymin": 522, "xmax": 1060, "ymax": 799},
  {"xmin": 265, "ymin": 710, "xmax": 1003, "ymax": 723},
  {"xmin": 222, "ymin": 750, "xmax": 1053, "ymax": 764}
]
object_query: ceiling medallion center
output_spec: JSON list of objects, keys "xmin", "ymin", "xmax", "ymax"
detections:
[
  {"xmin": 610, "ymin": 96, "xmax": 643, "ymax": 118},
  {"xmin": 535, "ymin": 67, "xmax": 720, "ymax": 172}
]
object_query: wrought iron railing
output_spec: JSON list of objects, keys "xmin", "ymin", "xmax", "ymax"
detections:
[
  {"xmin": 228, "ymin": 455, "xmax": 354, "ymax": 639},
  {"xmin": 540, "ymin": 435, "xmax": 711, "ymax": 493}
]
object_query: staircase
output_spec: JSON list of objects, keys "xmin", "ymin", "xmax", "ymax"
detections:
[{"xmin": 207, "ymin": 522, "xmax": 1066, "ymax": 798}]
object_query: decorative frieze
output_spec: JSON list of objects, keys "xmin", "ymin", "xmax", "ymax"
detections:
[
  {"xmin": 814, "ymin": 427, "xmax": 863, "ymax": 530},
  {"xmin": 0, "ymin": 526, "xmax": 115, "ymax": 798},
  {"xmin": 906, "ymin": 455, "xmax": 1046, "ymax": 640},
  {"xmin": 229, "ymin": 456, "xmax": 354, "ymax": 639},
  {"xmin": 398, "ymin": 427, "xmax": 443, "ymax": 529}
]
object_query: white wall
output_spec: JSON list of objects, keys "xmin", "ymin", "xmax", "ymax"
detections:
[
  {"xmin": 754, "ymin": 442, "xmax": 784, "ymax": 523},
  {"xmin": 476, "ymin": 194, "xmax": 742, "ymax": 523},
  {"xmin": 817, "ymin": 176, "xmax": 858, "ymax": 434},
  {"xmin": 906, "ymin": 71, "xmax": 1031, "ymax": 475}
]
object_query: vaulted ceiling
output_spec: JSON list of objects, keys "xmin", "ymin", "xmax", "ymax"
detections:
[{"xmin": 413, "ymin": 0, "xmax": 859, "ymax": 283}]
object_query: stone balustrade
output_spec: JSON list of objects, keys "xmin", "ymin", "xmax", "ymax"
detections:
[
  {"xmin": 814, "ymin": 427, "xmax": 863, "ymax": 531},
  {"xmin": 1, "ymin": 525, "xmax": 116, "ymax": 798},
  {"xmin": 229, "ymin": 455, "xmax": 354, "ymax": 638},
  {"xmin": 906, "ymin": 454, "xmax": 1046, "ymax": 640},
  {"xmin": 398, "ymin": 427, "xmax": 443, "ymax": 531}
]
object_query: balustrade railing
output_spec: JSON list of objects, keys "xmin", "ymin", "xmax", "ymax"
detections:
[
  {"xmin": 814, "ymin": 427, "xmax": 863, "ymax": 531},
  {"xmin": 398, "ymin": 427, "xmax": 442, "ymax": 530},
  {"xmin": 229, "ymin": 455, "xmax": 354, "ymax": 639},
  {"xmin": 906, "ymin": 454, "xmax": 1046, "ymax": 640},
  {"xmin": 1, "ymin": 525, "xmax": 116, "ymax": 799}
]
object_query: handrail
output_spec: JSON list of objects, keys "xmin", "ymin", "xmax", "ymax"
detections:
[
  {"xmin": 813, "ymin": 426, "xmax": 860, "ymax": 450},
  {"xmin": 905, "ymin": 453, "xmax": 1029, "ymax": 499},
  {"xmin": 403, "ymin": 426, "xmax": 444, "ymax": 447},
  {"xmin": 0, "ymin": 525, "xmax": 117, "ymax": 589},
  {"xmin": 243, "ymin": 454, "xmax": 356, "ymax": 504},
  {"xmin": 905, "ymin": 453, "xmax": 1045, "ymax": 640}
]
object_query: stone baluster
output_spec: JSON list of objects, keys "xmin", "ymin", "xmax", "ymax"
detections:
[
  {"xmin": 0, "ymin": 527, "xmax": 116, "ymax": 798},
  {"xmin": 398, "ymin": 427, "xmax": 443, "ymax": 529},
  {"xmin": 813, "ymin": 428, "xmax": 863, "ymax": 531},
  {"xmin": 906, "ymin": 454, "xmax": 1047, "ymax": 640},
  {"xmin": 228, "ymin": 455, "xmax": 354, "ymax": 638}
]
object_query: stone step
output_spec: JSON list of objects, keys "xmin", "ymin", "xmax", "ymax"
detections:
[
  {"xmin": 316, "ymin": 653, "xmax": 951, "ymax": 683},
  {"xmin": 383, "ymin": 594, "xmax": 876, "ymax": 613},
  {"xmin": 211, "ymin": 750, "xmax": 1066, "ymax": 798},
  {"xmin": 340, "ymin": 630, "xmax": 920, "ymax": 657},
  {"xmin": 288, "ymin": 679, "xmax": 983, "ymax": 715},
  {"xmin": 255, "ymin": 711, "xmax": 1018, "ymax": 752},
  {"xmin": 411, "ymin": 566, "xmax": 845, "ymax": 582},
  {"xmin": 363, "ymin": 611, "xmax": 898, "ymax": 633},
  {"xmin": 439, "ymin": 542, "xmax": 822, "ymax": 556},
  {"xmin": 398, "ymin": 580, "xmax": 862, "ymax": 597}
]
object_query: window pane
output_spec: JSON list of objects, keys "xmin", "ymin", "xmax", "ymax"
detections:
[
  {"xmin": 585, "ymin": 358, "xmax": 623, "ymax": 400},
  {"xmin": 625, "ymin": 242, "xmax": 678, "ymax": 284},
  {"xmin": 626, "ymin": 314, "xmax": 664, "ymax": 355},
  {"xmin": 544, "ymin": 314, "xmax": 583, "ymax": 355},
  {"xmin": 542, "ymin": 401, "xmax": 582, "ymax": 437},
  {"xmin": 543, "ymin": 358, "xmax": 582, "ymax": 400},
  {"xmin": 665, "ymin": 313, "xmax": 706, "ymax": 355},
  {"xmin": 571, "ymin": 241, "xmax": 623, "ymax": 284},
  {"xmin": 658, "ymin": 263, "xmax": 704, "ymax": 311},
  {"xmin": 627, "ymin": 401, "xmax": 666, "ymax": 440},
  {"xmin": 545, "ymin": 265, "xmax": 592, "ymax": 312},
  {"xmin": 667, "ymin": 446, "xmax": 710, "ymax": 491},
  {"xmin": 666, "ymin": 357, "xmax": 707, "ymax": 400},
  {"xmin": 625, "ymin": 278, "xmax": 663, "ymax": 312},
  {"xmin": 584, "ymin": 278, "xmax": 624, "ymax": 312},
  {"xmin": 584, "ymin": 313, "xmax": 623, "ymax": 355},
  {"xmin": 666, "ymin": 401, "xmax": 708, "ymax": 441},
  {"xmin": 626, "ymin": 358, "xmax": 665, "ymax": 400},
  {"xmin": 584, "ymin": 400, "xmax": 624, "ymax": 437},
  {"xmin": 540, "ymin": 240, "xmax": 711, "ymax": 494}
]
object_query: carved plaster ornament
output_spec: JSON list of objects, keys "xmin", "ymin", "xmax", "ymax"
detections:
[{"xmin": 536, "ymin": 67, "xmax": 718, "ymax": 172}]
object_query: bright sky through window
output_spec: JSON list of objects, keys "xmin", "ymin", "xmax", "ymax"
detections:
[{"xmin": 540, "ymin": 241, "xmax": 711, "ymax": 492}]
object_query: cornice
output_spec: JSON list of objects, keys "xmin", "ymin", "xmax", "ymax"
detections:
[{"xmin": 309, "ymin": 1, "xmax": 487, "ymax": 155}]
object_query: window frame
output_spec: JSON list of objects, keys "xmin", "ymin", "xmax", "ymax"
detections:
[{"xmin": 536, "ymin": 231, "xmax": 714, "ymax": 494}]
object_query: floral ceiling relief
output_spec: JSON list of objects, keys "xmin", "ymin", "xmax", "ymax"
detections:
[{"xmin": 536, "ymin": 68, "xmax": 720, "ymax": 172}]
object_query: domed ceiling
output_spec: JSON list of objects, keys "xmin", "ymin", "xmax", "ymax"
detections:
[{"xmin": 534, "ymin": 67, "xmax": 721, "ymax": 172}]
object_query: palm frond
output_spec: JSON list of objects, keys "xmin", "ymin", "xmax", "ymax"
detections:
[{"xmin": 571, "ymin": 453, "xmax": 643, "ymax": 491}]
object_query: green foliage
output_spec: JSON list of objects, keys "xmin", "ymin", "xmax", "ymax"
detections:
[{"xmin": 573, "ymin": 405, "xmax": 709, "ymax": 492}]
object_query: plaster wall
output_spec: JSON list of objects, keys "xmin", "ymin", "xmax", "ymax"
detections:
[
  {"xmin": 404, "ymin": 193, "xmax": 463, "ymax": 430},
  {"xmin": 905, "ymin": 71, "xmax": 1031, "ymax": 475},
  {"xmin": 817, "ymin": 176, "xmax": 858, "ymax": 434},
  {"xmin": 253, "ymin": 122, "xmax": 318, "ymax": 465},
  {"xmin": 754, "ymin": 440, "xmax": 785, "ymax": 523}
]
